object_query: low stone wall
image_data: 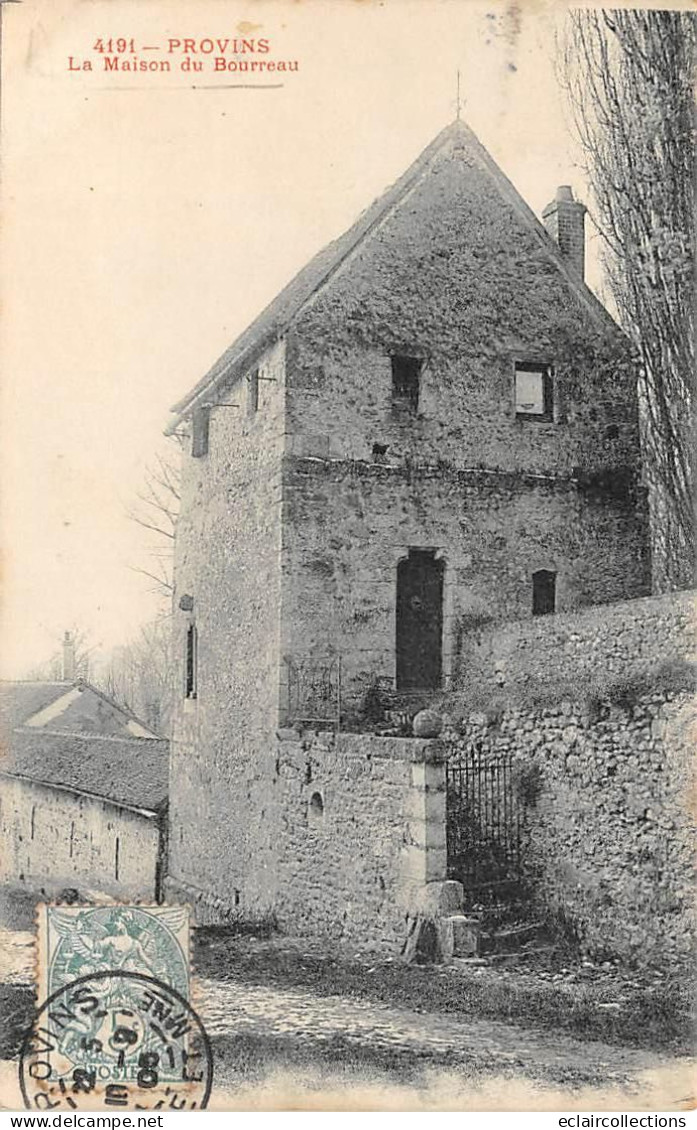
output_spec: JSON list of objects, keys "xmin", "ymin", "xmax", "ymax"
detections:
[
  {"xmin": 453, "ymin": 589, "xmax": 695, "ymax": 709},
  {"xmin": 272, "ymin": 731, "xmax": 457, "ymax": 953},
  {"xmin": 0, "ymin": 775, "xmax": 162, "ymax": 901},
  {"xmin": 447, "ymin": 687, "xmax": 695, "ymax": 969}
]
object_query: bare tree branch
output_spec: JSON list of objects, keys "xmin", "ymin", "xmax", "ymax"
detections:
[
  {"xmin": 128, "ymin": 437, "xmax": 183, "ymax": 599},
  {"xmin": 558, "ymin": 9, "xmax": 696, "ymax": 590}
]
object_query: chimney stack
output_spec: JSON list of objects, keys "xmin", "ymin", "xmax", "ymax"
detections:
[
  {"xmin": 62, "ymin": 631, "xmax": 76, "ymax": 682},
  {"xmin": 542, "ymin": 186, "xmax": 586, "ymax": 280}
]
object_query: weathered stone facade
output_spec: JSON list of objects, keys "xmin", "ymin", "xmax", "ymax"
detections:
[
  {"xmin": 170, "ymin": 340, "xmax": 286, "ymax": 912},
  {"xmin": 0, "ymin": 682, "xmax": 169, "ymax": 902},
  {"xmin": 446, "ymin": 687, "xmax": 695, "ymax": 970},
  {"xmin": 453, "ymin": 588, "xmax": 694, "ymax": 709},
  {"xmin": 166, "ymin": 120, "xmax": 654, "ymax": 943},
  {"xmin": 172, "ymin": 733, "xmax": 454, "ymax": 951},
  {"xmin": 282, "ymin": 459, "xmax": 648, "ymax": 697},
  {"xmin": 0, "ymin": 777, "xmax": 163, "ymax": 901}
]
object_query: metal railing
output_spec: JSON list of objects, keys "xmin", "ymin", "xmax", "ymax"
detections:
[
  {"xmin": 282, "ymin": 656, "xmax": 342, "ymax": 731},
  {"xmin": 446, "ymin": 743, "xmax": 522, "ymax": 907}
]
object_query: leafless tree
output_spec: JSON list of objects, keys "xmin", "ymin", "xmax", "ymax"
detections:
[
  {"xmin": 101, "ymin": 617, "xmax": 174, "ymax": 735},
  {"xmin": 24, "ymin": 628, "xmax": 94, "ymax": 682},
  {"xmin": 560, "ymin": 9, "xmax": 696, "ymax": 591},
  {"xmin": 127, "ymin": 440, "xmax": 182, "ymax": 599}
]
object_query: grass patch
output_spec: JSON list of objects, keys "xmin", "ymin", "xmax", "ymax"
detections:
[{"xmin": 194, "ymin": 934, "xmax": 694, "ymax": 1056}]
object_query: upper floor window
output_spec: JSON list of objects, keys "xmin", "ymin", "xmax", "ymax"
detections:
[
  {"xmin": 191, "ymin": 406, "xmax": 211, "ymax": 457},
  {"xmin": 391, "ymin": 355, "xmax": 422, "ymax": 413},
  {"xmin": 515, "ymin": 363, "xmax": 553, "ymax": 422},
  {"xmin": 532, "ymin": 569, "xmax": 556, "ymax": 616}
]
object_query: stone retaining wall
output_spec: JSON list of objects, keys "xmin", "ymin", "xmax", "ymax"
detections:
[
  {"xmin": 454, "ymin": 589, "xmax": 694, "ymax": 709},
  {"xmin": 446, "ymin": 687, "xmax": 695, "ymax": 969},
  {"xmin": 273, "ymin": 732, "xmax": 456, "ymax": 952}
]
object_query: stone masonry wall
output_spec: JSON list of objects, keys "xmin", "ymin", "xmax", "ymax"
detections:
[
  {"xmin": 455, "ymin": 589, "xmax": 695, "ymax": 708},
  {"xmin": 278, "ymin": 130, "xmax": 650, "ymax": 697},
  {"xmin": 168, "ymin": 733, "xmax": 452, "ymax": 954},
  {"xmin": 280, "ymin": 457, "xmax": 650, "ymax": 707},
  {"xmin": 168, "ymin": 340, "xmax": 286, "ymax": 916},
  {"xmin": 447, "ymin": 688, "xmax": 695, "ymax": 970},
  {"xmin": 272, "ymin": 733, "xmax": 448, "ymax": 952},
  {"xmin": 0, "ymin": 776, "xmax": 161, "ymax": 900},
  {"xmin": 286, "ymin": 134, "xmax": 642, "ymax": 480}
]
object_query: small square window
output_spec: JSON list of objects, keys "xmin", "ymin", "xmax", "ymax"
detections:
[
  {"xmin": 515, "ymin": 363, "xmax": 553, "ymax": 422},
  {"xmin": 391, "ymin": 355, "xmax": 422, "ymax": 413}
]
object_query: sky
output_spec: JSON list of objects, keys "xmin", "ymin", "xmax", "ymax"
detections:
[{"xmin": 0, "ymin": 0, "xmax": 605, "ymax": 679}]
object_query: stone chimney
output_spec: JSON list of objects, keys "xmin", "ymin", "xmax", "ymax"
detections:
[
  {"xmin": 542, "ymin": 186, "xmax": 586, "ymax": 280},
  {"xmin": 62, "ymin": 631, "xmax": 76, "ymax": 682}
]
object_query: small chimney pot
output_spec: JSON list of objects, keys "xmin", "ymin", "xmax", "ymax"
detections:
[
  {"xmin": 62, "ymin": 631, "xmax": 76, "ymax": 682},
  {"xmin": 542, "ymin": 185, "xmax": 586, "ymax": 280}
]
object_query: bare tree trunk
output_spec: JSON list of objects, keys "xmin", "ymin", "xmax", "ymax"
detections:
[{"xmin": 560, "ymin": 9, "xmax": 696, "ymax": 590}]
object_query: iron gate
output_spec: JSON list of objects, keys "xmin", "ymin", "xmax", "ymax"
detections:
[
  {"xmin": 446, "ymin": 745, "xmax": 522, "ymax": 907},
  {"xmin": 283, "ymin": 656, "xmax": 342, "ymax": 731}
]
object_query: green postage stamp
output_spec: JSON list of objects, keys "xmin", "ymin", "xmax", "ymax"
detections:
[
  {"xmin": 21, "ymin": 905, "xmax": 211, "ymax": 1111},
  {"xmin": 39, "ymin": 904, "xmax": 190, "ymax": 1002}
]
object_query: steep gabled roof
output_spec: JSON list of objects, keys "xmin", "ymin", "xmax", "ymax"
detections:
[
  {"xmin": 0, "ymin": 682, "xmax": 70, "ymax": 731},
  {"xmin": 166, "ymin": 119, "xmax": 620, "ymax": 433},
  {"xmin": 0, "ymin": 680, "xmax": 161, "ymax": 740}
]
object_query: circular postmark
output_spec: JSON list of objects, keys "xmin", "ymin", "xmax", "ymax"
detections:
[{"xmin": 19, "ymin": 971, "xmax": 212, "ymax": 1111}]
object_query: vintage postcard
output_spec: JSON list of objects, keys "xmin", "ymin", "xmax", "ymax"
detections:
[{"xmin": 0, "ymin": 0, "xmax": 694, "ymax": 1116}]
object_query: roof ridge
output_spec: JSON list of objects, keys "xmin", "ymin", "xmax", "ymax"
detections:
[
  {"xmin": 13, "ymin": 726, "xmax": 168, "ymax": 745},
  {"xmin": 166, "ymin": 121, "xmax": 463, "ymax": 428},
  {"xmin": 165, "ymin": 117, "xmax": 620, "ymax": 431}
]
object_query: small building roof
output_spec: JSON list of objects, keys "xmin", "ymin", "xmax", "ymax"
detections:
[
  {"xmin": 166, "ymin": 118, "xmax": 620, "ymax": 432},
  {"xmin": 0, "ymin": 680, "xmax": 168, "ymax": 813},
  {"xmin": 0, "ymin": 680, "xmax": 161, "ymax": 740},
  {"xmin": 0, "ymin": 682, "xmax": 70, "ymax": 732},
  {"xmin": 0, "ymin": 730, "xmax": 169, "ymax": 814}
]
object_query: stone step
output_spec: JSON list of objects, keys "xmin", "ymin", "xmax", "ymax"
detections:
[
  {"xmin": 447, "ymin": 913, "xmax": 547, "ymax": 959},
  {"xmin": 478, "ymin": 920, "xmax": 546, "ymax": 956},
  {"xmin": 449, "ymin": 914, "xmax": 482, "ymax": 957}
]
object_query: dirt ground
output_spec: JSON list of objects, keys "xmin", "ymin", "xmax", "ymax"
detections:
[{"xmin": 0, "ymin": 918, "xmax": 694, "ymax": 1112}]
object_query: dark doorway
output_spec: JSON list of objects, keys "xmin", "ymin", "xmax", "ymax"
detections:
[
  {"xmin": 391, "ymin": 355, "xmax": 422, "ymax": 412},
  {"xmin": 396, "ymin": 550, "xmax": 445, "ymax": 690},
  {"xmin": 532, "ymin": 569, "xmax": 556, "ymax": 616}
]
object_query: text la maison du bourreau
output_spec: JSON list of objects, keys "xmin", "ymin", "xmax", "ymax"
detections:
[{"xmin": 68, "ymin": 36, "xmax": 300, "ymax": 76}]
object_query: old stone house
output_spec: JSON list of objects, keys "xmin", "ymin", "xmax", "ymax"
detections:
[
  {"xmin": 165, "ymin": 120, "xmax": 652, "ymax": 941},
  {"xmin": 0, "ymin": 679, "xmax": 168, "ymax": 901}
]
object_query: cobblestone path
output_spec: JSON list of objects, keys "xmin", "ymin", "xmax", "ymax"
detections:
[
  {"xmin": 196, "ymin": 975, "xmax": 676, "ymax": 1088},
  {"xmin": 1, "ymin": 930, "xmax": 691, "ymax": 1110}
]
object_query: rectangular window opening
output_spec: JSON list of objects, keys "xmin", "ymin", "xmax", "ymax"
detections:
[
  {"xmin": 248, "ymin": 371, "xmax": 260, "ymax": 415},
  {"xmin": 114, "ymin": 836, "xmax": 120, "ymax": 881},
  {"xmin": 185, "ymin": 623, "xmax": 198, "ymax": 699},
  {"xmin": 30, "ymin": 805, "xmax": 36, "ymax": 841},
  {"xmin": 191, "ymin": 406, "xmax": 211, "ymax": 457},
  {"xmin": 391, "ymin": 355, "xmax": 422, "ymax": 413},
  {"xmin": 532, "ymin": 569, "xmax": 556, "ymax": 616},
  {"xmin": 515, "ymin": 363, "xmax": 554, "ymax": 421}
]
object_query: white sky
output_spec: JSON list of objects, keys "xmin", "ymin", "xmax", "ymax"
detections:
[{"xmin": 1, "ymin": 0, "xmax": 605, "ymax": 678}]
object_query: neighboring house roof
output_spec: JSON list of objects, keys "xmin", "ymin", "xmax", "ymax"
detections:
[
  {"xmin": 0, "ymin": 682, "xmax": 70, "ymax": 732},
  {"xmin": 0, "ymin": 680, "xmax": 161, "ymax": 740},
  {"xmin": 0, "ymin": 730, "xmax": 169, "ymax": 813},
  {"xmin": 166, "ymin": 118, "xmax": 621, "ymax": 432}
]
